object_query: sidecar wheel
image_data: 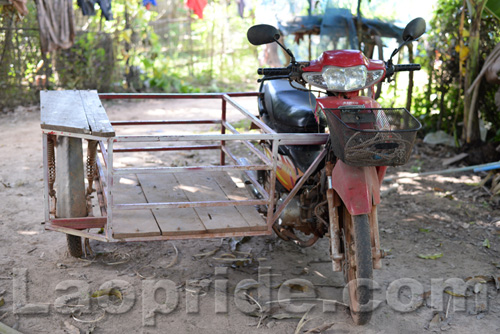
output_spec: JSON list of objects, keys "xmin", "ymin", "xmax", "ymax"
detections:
[{"xmin": 342, "ymin": 210, "xmax": 373, "ymax": 325}]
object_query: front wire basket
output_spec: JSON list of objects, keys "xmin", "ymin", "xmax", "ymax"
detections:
[{"xmin": 324, "ymin": 108, "xmax": 422, "ymax": 167}]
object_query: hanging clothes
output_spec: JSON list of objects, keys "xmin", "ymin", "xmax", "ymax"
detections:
[
  {"xmin": 77, "ymin": 0, "xmax": 113, "ymax": 20},
  {"xmin": 5, "ymin": 0, "xmax": 29, "ymax": 17},
  {"xmin": 35, "ymin": 0, "xmax": 75, "ymax": 53},
  {"xmin": 186, "ymin": 0, "xmax": 207, "ymax": 19},
  {"xmin": 143, "ymin": 0, "xmax": 157, "ymax": 8},
  {"xmin": 77, "ymin": 0, "xmax": 94, "ymax": 16},
  {"xmin": 237, "ymin": 0, "xmax": 247, "ymax": 18}
]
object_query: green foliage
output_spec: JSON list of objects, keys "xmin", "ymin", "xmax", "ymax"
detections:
[
  {"xmin": 55, "ymin": 32, "xmax": 116, "ymax": 90},
  {"xmin": 1, "ymin": 0, "xmax": 261, "ymax": 109},
  {"xmin": 413, "ymin": 0, "xmax": 500, "ymax": 139},
  {"xmin": 0, "ymin": 2, "xmax": 45, "ymax": 109},
  {"xmin": 486, "ymin": 0, "xmax": 500, "ymax": 20}
]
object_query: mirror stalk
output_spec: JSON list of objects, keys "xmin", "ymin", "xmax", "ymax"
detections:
[{"xmin": 275, "ymin": 38, "xmax": 296, "ymax": 64}]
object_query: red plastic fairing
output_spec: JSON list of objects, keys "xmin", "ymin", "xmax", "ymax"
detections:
[
  {"xmin": 377, "ymin": 166, "xmax": 388, "ymax": 187},
  {"xmin": 303, "ymin": 50, "xmax": 385, "ymax": 72},
  {"xmin": 331, "ymin": 161, "xmax": 380, "ymax": 215},
  {"xmin": 317, "ymin": 95, "xmax": 387, "ymax": 215},
  {"xmin": 316, "ymin": 95, "xmax": 382, "ymax": 109}
]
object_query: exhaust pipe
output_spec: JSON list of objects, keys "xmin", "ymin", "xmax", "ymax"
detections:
[{"xmin": 237, "ymin": 158, "xmax": 262, "ymax": 199}]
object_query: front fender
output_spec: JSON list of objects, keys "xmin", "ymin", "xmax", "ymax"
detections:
[{"xmin": 331, "ymin": 161, "xmax": 384, "ymax": 215}]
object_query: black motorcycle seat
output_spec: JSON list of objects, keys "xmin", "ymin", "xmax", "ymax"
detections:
[{"xmin": 261, "ymin": 80, "xmax": 325, "ymax": 132}]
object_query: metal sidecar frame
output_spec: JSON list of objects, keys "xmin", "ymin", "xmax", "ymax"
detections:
[{"xmin": 41, "ymin": 91, "xmax": 329, "ymax": 243}]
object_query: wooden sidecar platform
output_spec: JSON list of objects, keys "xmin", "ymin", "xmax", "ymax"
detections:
[
  {"xmin": 41, "ymin": 91, "xmax": 328, "ymax": 242},
  {"xmin": 112, "ymin": 172, "xmax": 267, "ymax": 238}
]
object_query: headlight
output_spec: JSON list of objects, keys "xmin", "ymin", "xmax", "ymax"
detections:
[{"xmin": 302, "ymin": 65, "xmax": 384, "ymax": 92}]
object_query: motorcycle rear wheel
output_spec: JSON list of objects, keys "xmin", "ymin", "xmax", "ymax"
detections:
[{"xmin": 342, "ymin": 208, "xmax": 373, "ymax": 325}]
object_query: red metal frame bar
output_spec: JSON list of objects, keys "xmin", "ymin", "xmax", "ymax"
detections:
[
  {"xmin": 111, "ymin": 120, "xmax": 220, "ymax": 126},
  {"xmin": 98, "ymin": 92, "xmax": 260, "ymax": 99},
  {"xmin": 221, "ymin": 98, "xmax": 227, "ymax": 166},
  {"xmin": 222, "ymin": 94, "xmax": 274, "ymax": 134},
  {"xmin": 49, "ymin": 217, "xmax": 107, "ymax": 230},
  {"xmin": 114, "ymin": 198, "xmax": 268, "ymax": 210},
  {"xmin": 221, "ymin": 120, "xmax": 271, "ymax": 165},
  {"xmin": 112, "ymin": 145, "xmax": 220, "ymax": 153},
  {"xmin": 98, "ymin": 140, "xmax": 108, "ymax": 168},
  {"xmin": 46, "ymin": 224, "xmax": 272, "ymax": 242},
  {"xmin": 272, "ymin": 148, "xmax": 327, "ymax": 223}
]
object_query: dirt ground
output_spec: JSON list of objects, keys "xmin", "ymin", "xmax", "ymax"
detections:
[{"xmin": 0, "ymin": 97, "xmax": 499, "ymax": 334}]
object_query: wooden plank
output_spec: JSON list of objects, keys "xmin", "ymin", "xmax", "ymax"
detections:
[
  {"xmin": 137, "ymin": 174, "xmax": 207, "ymax": 236},
  {"xmin": 211, "ymin": 172, "xmax": 267, "ymax": 231},
  {"xmin": 179, "ymin": 173, "xmax": 251, "ymax": 232},
  {"xmin": 112, "ymin": 175, "xmax": 161, "ymax": 239},
  {"xmin": 79, "ymin": 90, "xmax": 115, "ymax": 137},
  {"xmin": 40, "ymin": 90, "xmax": 90, "ymax": 134},
  {"xmin": 442, "ymin": 153, "xmax": 468, "ymax": 166}
]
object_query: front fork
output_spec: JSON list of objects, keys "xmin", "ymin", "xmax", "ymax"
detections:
[{"xmin": 326, "ymin": 161, "xmax": 386, "ymax": 271}]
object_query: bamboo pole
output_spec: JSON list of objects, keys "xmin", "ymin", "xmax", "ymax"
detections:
[
  {"xmin": 0, "ymin": 321, "xmax": 23, "ymax": 334},
  {"xmin": 384, "ymin": 160, "xmax": 500, "ymax": 182}
]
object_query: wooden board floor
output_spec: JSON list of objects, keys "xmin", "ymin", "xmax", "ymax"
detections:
[{"xmin": 111, "ymin": 172, "xmax": 267, "ymax": 239}]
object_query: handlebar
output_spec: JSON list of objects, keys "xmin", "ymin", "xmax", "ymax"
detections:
[
  {"xmin": 393, "ymin": 64, "xmax": 421, "ymax": 72},
  {"xmin": 257, "ymin": 67, "xmax": 292, "ymax": 76}
]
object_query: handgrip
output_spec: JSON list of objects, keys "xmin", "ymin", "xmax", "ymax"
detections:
[
  {"xmin": 393, "ymin": 64, "xmax": 421, "ymax": 72},
  {"xmin": 257, "ymin": 67, "xmax": 291, "ymax": 76}
]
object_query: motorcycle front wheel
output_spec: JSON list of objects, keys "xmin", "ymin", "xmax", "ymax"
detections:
[{"xmin": 341, "ymin": 208, "xmax": 374, "ymax": 325}]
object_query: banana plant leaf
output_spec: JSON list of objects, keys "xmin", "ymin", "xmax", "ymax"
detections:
[{"xmin": 486, "ymin": 0, "xmax": 500, "ymax": 20}]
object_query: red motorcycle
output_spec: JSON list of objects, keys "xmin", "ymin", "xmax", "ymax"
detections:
[{"xmin": 246, "ymin": 18, "xmax": 425, "ymax": 324}]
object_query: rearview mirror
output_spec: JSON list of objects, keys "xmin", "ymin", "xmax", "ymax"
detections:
[
  {"xmin": 402, "ymin": 17, "xmax": 426, "ymax": 42},
  {"xmin": 247, "ymin": 24, "xmax": 281, "ymax": 46}
]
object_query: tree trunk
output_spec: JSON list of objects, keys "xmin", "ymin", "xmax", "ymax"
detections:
[
  {"xmin": 405, "ymin": 43, "xmax": 414, "ymax": 112},
  {"xmin": 463, "ymin": 0, "xmax": 487, "ymax": 143},
  {"xmin": 356, "ymin": 0, "xmax": 363, "ymax": 50}
]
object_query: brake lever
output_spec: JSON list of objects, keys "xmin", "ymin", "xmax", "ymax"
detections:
[{"xmin": 257, "ymin": 75, "xmax": 291, "ymax": 83}]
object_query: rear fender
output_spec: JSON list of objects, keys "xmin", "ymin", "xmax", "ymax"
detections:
[{"xmin": 331, "ymin": 161, "xmax": 384, "ymax": 215}]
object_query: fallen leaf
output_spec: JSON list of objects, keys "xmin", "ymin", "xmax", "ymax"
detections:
[
  {"xmin": 422, "ymin": 290, "xmax": 432, "ymax": 299},
  {"xmin": 419, "ymin": 228, "xmax": 430, "ymax": 233},
  {"xmin": 235, "ymin": 281, "xmax": 260, "ymax": 295},
  {"xmin": 418, "ymin": 253, "xmax": 443, "ymax": 260},
  {"xmin": 0, "ymin": 297, "xmax": 4, "ymax": 307},
  {"xmin": 85, "ymin": 324, "xmax": 96, "ymax": 334},
  {"xmin": 465, "ymin": 275, "xmax": 491, "ymax": 283},
  {"xmin": 294, "ymin": 308, "xmax": 312, "ymax": 334},
  {"xmin": 72, "ymin": 311, "xmax": 106, "ymax": 323},
  {"xmin": 271, "ymin": 313, "xmax": 303, "ymax": 320},
  {"xmin": 230, "ymin": 236, "xmax": 251, "ymax": 251},
  {"xmin": 493, "ymin": 276, "xmax": 500, "ymax": 291},
  {"xmin": 285, "ymin": 283, "xmax": 310, "ymax": 293},
  {"xmin": 90, "ymin": 288, "xmax": 122, "ymax": 300},
  {"xmin": 213, "ymin": 256, "xmax": 252, "ymax": 267},
  {"xmin": 483, "ymin": 239, "xmax": 491, "ymax": 249},
  {"xmin": 304, "ymin": 322, "xmax": 335, "ymax": 333},
  {"xmin": 63, "ymin": 320, "xmax": 80, "ymax": 334},
  {"xmin": 426, "ymin": 312, "xmax": 445, "ymax": 332},
  {"xmin": 164, "ymin": 243, "xmax": 178, "ymax": 269},
  {"xmin": 444, "ymin": 289, "xmax": 465, "ymax": 297}
]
